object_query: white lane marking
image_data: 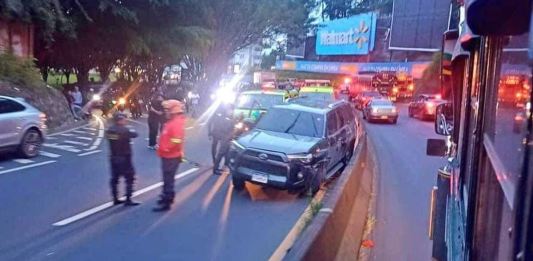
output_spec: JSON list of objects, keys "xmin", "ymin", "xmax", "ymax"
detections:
[
  {"xmin": 52, "ymin": 167, "xmax": 200, "ymax": 226},
  {"xmin": 46, "ymin": 136, "xmax": 57, "ymax": 140},
  {"xmin": 75, "ymin": 137, "xmax": 93, "ymax": 141},
  {"xmin": 185, "ymin": 126, "xmax": 194, "ymax": 130},
  {"xmin": 60, "ymin": 133, "xmax": 74, "ymax": 137},
  {"xmin": 0, "ymin": 161, "xmax": 56, "ymax": 175},
  {"xmin": 64, "ymin": 140, "xmax": 89, "ymax": 146},
  {"xmin": 86, "ymin": 117, "xmax": 105, "ymax": 151},
  {"xmin": 0, "ymin": 166, "xmax": 3, "ymax": 170},
  {"xmin": 39, "ymin": 151, "xmax": 62, "ymax": 158},
  {"xmin": 72, "ymin": 130, "xmax": 91, "ymax": 135},
  {"xmin": 43, "ymin": 143, "xmax": 81, "ymax": 153},
  {"xmin": 82, "ymin": 127, "xmax": 97, "ymax": 131},
  {"xmin": 78, "ymin": 150, "xmax": 102, "ymax": 157},
  {"xmin": 12, "ymin": 159, "xmax": 35, "ymax": 164}
]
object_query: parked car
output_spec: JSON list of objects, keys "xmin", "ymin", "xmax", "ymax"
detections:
[
  {"xmin": 297, "ymin": 86, "xmax": 337, "ymax": 102},
  {"xmin": 228, "ymin": 100, "xmax": 357, "ymax": 195},
  {"xmin": 354, "ymin": 91, "xmax": 382, "ymax": 110},
  {"xmin": 362, "ymin": 98, "xmax": 399, "ymax": 124},
  {"xmin": 0, "ymin": 96, "xmax": 47, "ymax": 158},
  {"xmin": 408, "ymin": 94, "xmax": 445, "ymax": 120},
  {"xmin": 233, "ymin": 90, "xmax": 287, "ymax": 123}
]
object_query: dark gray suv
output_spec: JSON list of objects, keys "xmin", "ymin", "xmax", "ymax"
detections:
[{"xmin": 228, "ymin": 100, "xmax": 357, "ymax": 195}]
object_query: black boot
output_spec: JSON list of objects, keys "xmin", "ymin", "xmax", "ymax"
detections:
[
  {"xmin": 152, "ymin": 203, "xmax": 171, "ymax": 212},
  {"xmin": 124, "ymin": 199, "xmax": 141, "ymax": 206},
  {"xmin": 113, "ymin": 199, "xmax": 125, "ymax": 205}
]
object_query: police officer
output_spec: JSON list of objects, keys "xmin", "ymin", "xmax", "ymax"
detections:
[
  {"xmin": 213, "ymin": 105, "xmax": 235, "ymax": 175},
  {"xmin": 106, "ymin": 112, "xmax": 141, "ymax": 206},
  {"xmin": 207, "ymin": 105, "xmax": 225, "ymax": 164}
]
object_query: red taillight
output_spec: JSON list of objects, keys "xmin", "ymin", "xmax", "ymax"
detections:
[{"xmin": 516, "ymin": 92, "xmax": 523, "ymax": 98}]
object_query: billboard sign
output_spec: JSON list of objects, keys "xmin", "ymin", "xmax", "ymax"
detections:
[
  {"xmin": 276, "ymin": 60, "xmax": 430, "ymax": 79},
  {"xmin": 316, "ymin": 13, "xmax": 377, "ymax": 55}
]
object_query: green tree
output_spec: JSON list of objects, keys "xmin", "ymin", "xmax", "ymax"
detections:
[{"xmin": 190, "ymin": 0, "xmax": 315, "ymax": 89}]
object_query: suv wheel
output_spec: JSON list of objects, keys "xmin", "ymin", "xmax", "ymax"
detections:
[
  {"xmin": 232, "ymin": 176, "xmax": 245, "ymax": 191},
  {"xmin": 302, "ymin": 166, "xmax": 324, "ymax": 197},
  {"xmin": 19, "ymin": 129, "xmax": 42, "ymax": 158}
]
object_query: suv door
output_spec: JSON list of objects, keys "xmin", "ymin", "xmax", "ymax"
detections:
[
  {"xmin": 0, "ymin": 98, "xmax": 26, "ymax": 147},
  {"xmin": 326, "ymin": 111, "xmax": 342, "ymax": 170}
]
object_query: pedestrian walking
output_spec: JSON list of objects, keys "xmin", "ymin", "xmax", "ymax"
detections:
[
  {"xmin": 106, "ymin": 112, "xmax": 141, "ymax": 206},
  {"xmin": 153, "ymin": 100, "xmax": 186, "ymax": 212},
  {"xmin": 212, "ymin": 105, "xmax": 235, "ymax": 175},
  {"xmin": 148, "ymin": 93, "xmax": 164, "ymax": 150}
]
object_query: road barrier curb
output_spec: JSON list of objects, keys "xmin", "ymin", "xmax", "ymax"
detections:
[{"xmin": 281, "ymin": 129, "xmax": 375, "ymax": 261}]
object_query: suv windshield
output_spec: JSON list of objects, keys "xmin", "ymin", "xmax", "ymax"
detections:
[
  {"xmin": 237, "ymin": 93, "xmax": 284, "ymax": 110},
  {"xmin": 256, "ymin": 108, "xmax": 325, "ymax": 138}
]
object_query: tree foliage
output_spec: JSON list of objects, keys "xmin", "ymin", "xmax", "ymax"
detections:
[
  {"xmin": 2, "ymin": 0, "xmax": 313, "ymax": 90},
  {"xmin": 321, "ymin": 0, "xmax": 392, "ymax": 20}
]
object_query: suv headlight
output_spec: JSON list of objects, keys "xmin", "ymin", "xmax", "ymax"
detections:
[
  {"xmin": 287, "ymin": 153, "xmax": 313, "ymax": 164},
  {"xmin": 231, "ymin": 140, "xmax": 245, "ymax": 152}
]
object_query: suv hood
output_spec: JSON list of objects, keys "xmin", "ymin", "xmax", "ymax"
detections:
[{"xmin": 236, "ymin": 129, "xmax": 321, "ymax": 154}]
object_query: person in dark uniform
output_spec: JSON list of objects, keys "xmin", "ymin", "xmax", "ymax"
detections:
[
  {"xmin": 148, "ymin": 93, "xmax": 164, "ymax": 150},
  {"xmin": 207, "ymin": 105, "xmax": 226, "ymax": 164},
  {"xmin": 212, "ymin": 105, "xmax": 235, "ymax": 175},
  {"xmin": 208, "ymin": 104, "xmax": 235, "ymax": 174},
  {"xmin": 106, "ymin": 112, "xmax": 141, "ymax": 206}
]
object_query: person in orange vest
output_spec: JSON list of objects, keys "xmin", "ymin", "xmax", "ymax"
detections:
[{"xmin": 153, "ymin": 99, "xmax": 186, "ymax": 212}]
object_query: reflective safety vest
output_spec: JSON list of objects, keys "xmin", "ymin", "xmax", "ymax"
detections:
[{"xmin": 157, "ymin": 114, "xmax": 186, "ymax": 159}]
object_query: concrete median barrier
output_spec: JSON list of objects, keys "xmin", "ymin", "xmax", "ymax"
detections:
[{"xmin": 281, "ymin": 131, "xmax": 376, "ymax": 261}]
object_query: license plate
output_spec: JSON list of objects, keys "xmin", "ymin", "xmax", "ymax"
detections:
[
  {"xmin": 252, "ymin": 173, "xmax": 268, "ymax": 184},
  {"xmin": 380, "ymin": 115, "xmax": 388, "ymax": 119}
]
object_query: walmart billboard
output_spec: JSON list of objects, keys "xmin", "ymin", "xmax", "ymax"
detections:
[{"xmin": 316, "ymin": 13, "xmax": 377, "ymax": 55}]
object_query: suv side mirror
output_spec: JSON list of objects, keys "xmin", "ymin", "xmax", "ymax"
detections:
[{"xmin": 435, "ymin": 103, "xmax": 453, "ymax": 136}]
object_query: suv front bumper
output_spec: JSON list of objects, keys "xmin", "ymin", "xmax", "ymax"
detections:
[{"xmin": 228, "ymin": 149, "xmax": 314, "ymax": 190}]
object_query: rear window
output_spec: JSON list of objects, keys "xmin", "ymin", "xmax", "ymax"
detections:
[
  {"xmin": 372, "ymin": 100, "xmax": 393, "ymax": 106},
  {"xmin": 256, "ymin": 108, "xmax": 324, "ymax": 138},
  {"xmin": 0, "ymin": 98, "xmax": 25, "ymax": 114}
]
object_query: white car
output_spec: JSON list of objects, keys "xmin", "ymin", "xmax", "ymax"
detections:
[{"xmin": 0, "ymin": 96, "xmax": 47, "ymax": 158}]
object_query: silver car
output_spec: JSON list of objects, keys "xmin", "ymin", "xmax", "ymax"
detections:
[
  {"xmin": 362, "ymin": 98, "xmax": 399, "ymax": 124},
  {"xmin": 0, "ymin": 96, "xmax": 47, "ymax": 158}
]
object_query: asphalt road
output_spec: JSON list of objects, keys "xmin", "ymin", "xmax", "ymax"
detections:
[
  {"xmin": 0, "ymin": 113, "xmax": 308, "ymax": 260},
  {"xmin": 364, "ymin": 104, "xmax": 445, "ymax": 261}
]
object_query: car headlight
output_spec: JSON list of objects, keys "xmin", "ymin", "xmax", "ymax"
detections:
[
  {"xmin": 371, "ymin": 108, "xmax": 379, "ymax": 114},
  {"xmin": 119, "ymin": 98, "xmax": 126, "ymax": 105},
  {"xmin": 231, "ymin": 140, "xmax": 245, "ymax": 152},
  {"xmin": 287, "ymin": 153, "xmax": 313, "ymax": 164},
  {"xmin": 235, "ymin": 122, "xmax": 244, "ymax": 130},
  {"xmin": 92, "ymin": 94, "xmax": 101, "ymax": 101}
]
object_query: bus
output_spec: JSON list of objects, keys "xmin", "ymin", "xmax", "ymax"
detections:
[{"xmin": 427, "ymin": 2, "xmax": 533, "ymax": 260}]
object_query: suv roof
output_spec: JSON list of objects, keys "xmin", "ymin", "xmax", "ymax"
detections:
[{"xmin": 275, "ymin": 100, "xmax": 349, "ymax": 114}]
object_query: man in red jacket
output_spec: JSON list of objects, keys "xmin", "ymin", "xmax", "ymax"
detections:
[{"xmin": 153, "ymin": 99, "xmax": 186, "ymax": 212}]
